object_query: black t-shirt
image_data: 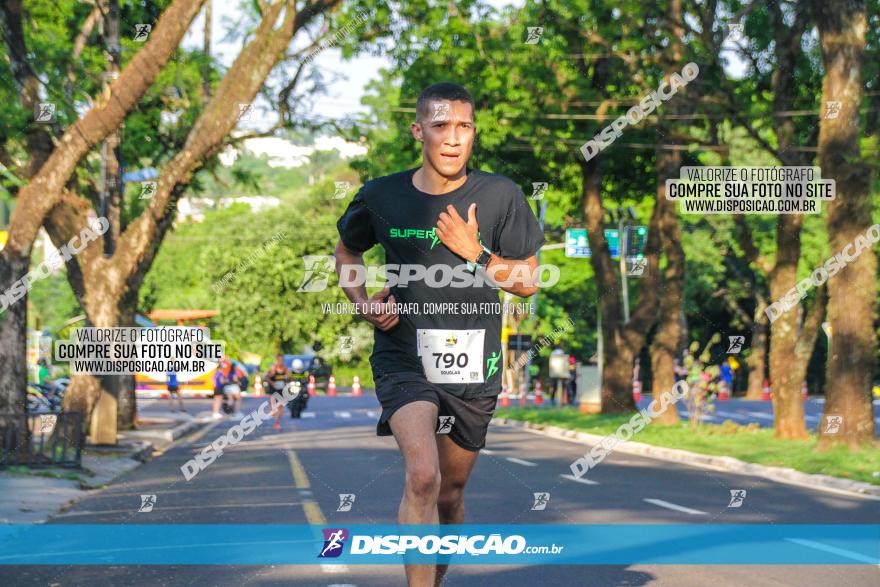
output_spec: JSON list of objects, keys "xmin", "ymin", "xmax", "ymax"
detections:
[{"xmin": 336, "ymin": 167, "xmax": 545, "ymax": 398}]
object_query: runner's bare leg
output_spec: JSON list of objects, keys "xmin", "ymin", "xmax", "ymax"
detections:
[
  {"xmin": 389, "ymin": 400, "xmax": 441, "ymax": 587},
  {"xmin": 434, "ymin": 434, "xmax": 480, "ymax": 586}
]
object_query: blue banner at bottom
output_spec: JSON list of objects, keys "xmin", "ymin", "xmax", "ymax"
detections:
[{"xmin": 0, "ymin": 525, "xmax": 877, "ymax": 565}]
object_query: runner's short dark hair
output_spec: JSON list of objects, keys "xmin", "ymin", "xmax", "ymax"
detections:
[{"xmin": 416, "ymin": 82, "xmax": 475, "ymax": 122}]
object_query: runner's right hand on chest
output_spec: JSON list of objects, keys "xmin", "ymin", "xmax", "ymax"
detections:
[{"xmin": 361, "ymin": 287, "xmax": 400, "ymax": 332}]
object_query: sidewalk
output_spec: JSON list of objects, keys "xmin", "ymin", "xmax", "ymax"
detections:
[{"xmin": 0, "ymin": 411, "xmax": 210, "ymax": 524}]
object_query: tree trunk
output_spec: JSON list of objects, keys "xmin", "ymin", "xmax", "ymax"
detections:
[
  {"xmin": 766, "ymin": 1, "xmax": 812, "ymax": 439},
  {"xmin": 0, "ymin": 253, "xmax": 30, "ymax": 414},
  {"xmin": 649, "ymin": 146, "xmax": 684, "ymax": 425},
  {"xmin": 202, "ymin": 0, "xmax": 212, "ymax": 99},
  {"xmin": 768, "ymin": 215, "xmax": 809, "ymax": 439},
  {"xmin": 114, "ymin": 289, "xmax": 138, "ymax": 430},
  {"xmin": 745, "ymin": 298, "xmax": 768, "ymax": 399},
  {"xmin": 648, "ymin": 0, "xmax": 685, "ymax": 425},
  {"xmin": 813, "ymin": 0, "xmax": 876, "ymax": 448},
  {"xmin": 602, "ymin": 345, "xmax": 635, "ymax": 413}
]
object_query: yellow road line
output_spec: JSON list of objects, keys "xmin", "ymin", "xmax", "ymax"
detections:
[
  {"xmin": 288, "ymin": 450, "xmax": 311, "ymax": 488},
  {"xmin": 288, "ymin": 450, "xmax": 327, "ymax": 525},
  {"xmin": 302, "ymin": 501, "xmax": 327, "ymax": 525}
]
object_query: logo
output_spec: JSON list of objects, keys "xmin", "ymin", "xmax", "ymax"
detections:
[
  {"xmin": 333, "ymin": 181, "xmax": 351, "ymax": 199},
  {"xmin": 389, "ymin": 227, "xmax": 442, "ymax": 249},
  {"xmin": 531, "ymin": 492, "xmax": 550, "ymax": 510},
  {"xmin": 338, "ymin": 336, "xmax": 353, "ymax": 354},
  {"xmin": 727, "ymin": 336, "xmax": 745, "ymax": 354},
  {"xmin": 727, "ymin": 22, "xmax": 744, "ymax": 41},
  {"xmin": 727, "ymin": 489, "xmax": 746, "ymax": 508},
  {"xmin": 133, "ymin": 24, "xmax": 151, "ymax": 41},
  {"xmin": 824, "ymin": 101, "xmax": 841, "ymax": 120},
  {"xmin": 297, "ymin": 255, "xmax": 336, "ymax": 292},
  {"xmin": 138, "ymin": 494, "xmax": 156, "ymax": 513},
  {"xmin": 531, "ymin": 182, "xmax": 548, "ymax": 200},
  {"xmin": 39, "ymin": 414, "xmax": 57, "ymax": 433},
  {"xmin": 35, "ymin": 102, "xmax": 55, "ymax": 123},
  {"xmin": 628, "ymin": 258, "xmax": 646, "ymax": 276},
  {"xmin": 823, "ymin": 415, "xmax": 843, "ymax": 435},
  {"xmin": 238, "ymin": 103, "xmax": 254, "ymax": 122},
  {"xmin": 525, "ymin": 27, "xmax": 543, "ymax": 44},
  {"xmin": 486, "ymin": 350, "xmax": 500, "ymax": 379},
  {"xmin": 445, "ymin": 334, "xmax": 458, "ymax": 346},
  {"xmin": 319, "ymin": 528, "xmax": 348, "ymax": 558},
  {"xmin": 431, "ymin": 103, "xmax": 450, "ymax": 122},
  {"xmin": 140, "ymin": 181, "xmax": 157, "ymax": 200},
  {"xmin": 337, "ymin": 494, "xmax": 356, "ymax": 512},
  {"xmin": 437, "ymin": 416, "xmax": 455, "ymax": 434}
]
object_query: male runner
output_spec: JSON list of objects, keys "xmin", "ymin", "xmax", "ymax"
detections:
[
  {"xmin": 335, "ymin": 82, "xmax": 545, "ymax": 586},
  {"xmin": 264, "ymin": 354, "xmax": 292, "ymax": 429}
]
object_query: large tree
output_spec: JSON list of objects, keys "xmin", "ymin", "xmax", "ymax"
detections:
[
  {"xmin": 46, "ymin": 0, "xmax": 343, "ymax": 437},
  {"xmin": 812, "ymin": 0, "xmax": 877, "ymax": 447},
  {"xmin": 0, "ymin": 0, "xmax": 208, "ymax": 417}
]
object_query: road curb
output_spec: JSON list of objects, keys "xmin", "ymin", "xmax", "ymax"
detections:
[
  {"xmin": 79, "ymin": 419, "xmax": 209, "ymax": 490},
  {"xmin": 492, "ymin": 417, "xmax": 880, "ymax": 498}
]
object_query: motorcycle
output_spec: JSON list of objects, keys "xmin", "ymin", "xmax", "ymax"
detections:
[
  {"xmin": 289, "ymin": 375, "xmax": 309, "ymax": 419},
  {"xmin": 221, "ymin": 383, "xmax": 240, "ymax": 415},
  {"xmin": 27, "ymin": 382, "xmax": 64, "ymax": 413}
]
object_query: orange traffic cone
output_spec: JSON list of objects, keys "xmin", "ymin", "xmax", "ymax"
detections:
[
  {"xmin": 307, "ymin": 375, "xmax": 316, "ymax": 396},
  {"xmin": 761, "ymin": 379, "xmax": 771, "ymax": 401},
  {"xmin": 352, "ymin": 375, "xmax": 362, "ymax": 396},
  {"xmin": 534, "ymin": 379, "xmax": 544, "ymax": 406},
  {"xmin": 327, "ymin": 375, "xmax": 337, "ymax": 396}
]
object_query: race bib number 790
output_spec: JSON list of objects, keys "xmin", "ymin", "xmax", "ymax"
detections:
[{"xmin": 417, "ymin": 329, "xmax": 485, "ymax": 384}]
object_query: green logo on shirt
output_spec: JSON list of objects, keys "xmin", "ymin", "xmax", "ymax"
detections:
[
  {"xmin": 486, "ymin": 350, "xmax": 500, "ymax": 379},
  {"xmin": 389, "ymin": 228, "xmax": 441, "ymax": 249},
  {"xmin": 388, "ymin": 228, "xmax": 483, "ymax": 251}
]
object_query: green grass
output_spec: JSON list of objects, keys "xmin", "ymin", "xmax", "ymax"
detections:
[
  {"xmin": 3, "ymin": 465, "xmax": 82, "ymax": 481},
  {"xmin": 495, "ymin": 407, "xmax": 880, "ymax": 486}
]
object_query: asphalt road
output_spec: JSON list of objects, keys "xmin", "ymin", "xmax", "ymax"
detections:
[{"xmin": 2, "ymin": 393, "xmax": 878, "ymax": 586}]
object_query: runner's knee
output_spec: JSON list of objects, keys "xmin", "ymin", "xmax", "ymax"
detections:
[
  {"xmin": 437, "ymin": 484, "xmax": 465, "ymax": 512},
  {"xmin": 405, "ymin": 463, "xmax": 441, "ymax": 499}
]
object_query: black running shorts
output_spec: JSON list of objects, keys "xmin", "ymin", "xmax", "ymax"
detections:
[{"xmin": 374, "ymin": 371, "xmax": 498, "ymax": 452}]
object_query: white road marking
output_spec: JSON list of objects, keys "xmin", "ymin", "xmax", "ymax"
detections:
[
  {"xmin": 334, "ymin": 411, "xmax": 352, "ymax": 419},
  {"xmin": 643, "ymin": 498, "xmax": 707, "ymax": 515},
  {"xmin": 785, "ymin": 538, "xmax": 880, "ymax": 565},
  {"xmin": 301, "ymin": 412, "xmax": 316, "ymax": 419},
  {"xmin": 481, "ymin": 449, "xmax": 494, "ymax": 455},
  {"xmin": 746, "ymin": 411, "xmax": 774, "ymax": 420},
  {"xmin": 320, "ymin": 565, "xmax": 350, "ymax": 574},
  {"xmin": 366, "ymin": 411, "xmax": 379, "ymax": 418},
  {"xmin": 560, "ymin": 474, "xmax": 599, "ymax": 485},
  {"xmin": 506, "ymin": 457, "xmax": 537, "ymax": 467}
]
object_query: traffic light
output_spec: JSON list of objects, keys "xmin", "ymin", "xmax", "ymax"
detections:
[{"xmin": 624, "ymin": 225, "xmax": 647, "ymax": 259}]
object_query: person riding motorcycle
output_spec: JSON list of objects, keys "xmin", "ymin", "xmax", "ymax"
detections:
[{"xmin": 212, "ymin": 358, "xmax": 245, "ymax": 419}]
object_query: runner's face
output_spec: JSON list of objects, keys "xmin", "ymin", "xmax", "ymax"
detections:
[{"xmin": 412, "ymin": 99, "xmax": 475, "ymax": 178}]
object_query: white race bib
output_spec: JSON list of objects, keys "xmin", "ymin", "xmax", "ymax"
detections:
[{"xmin": 417, "ymin": 329, "xmax": 485, "ymax": 384}]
